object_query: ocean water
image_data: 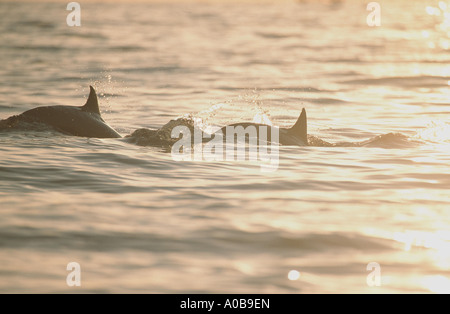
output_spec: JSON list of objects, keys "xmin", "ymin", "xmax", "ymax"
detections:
[{"xmin": 1, "ymin": 0, "xmax": 450, "ymax": 294}]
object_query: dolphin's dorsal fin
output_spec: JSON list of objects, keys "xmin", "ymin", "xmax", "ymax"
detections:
[
  {"xmin": 82, "ymin": 86, "xmax": 101, "ymax": 115},
  {"xmin": 288, "ymin": 108, "xmax": 307, "ymax": 144}
]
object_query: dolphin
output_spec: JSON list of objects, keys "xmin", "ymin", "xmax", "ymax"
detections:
[
  {"xmin": 126, "ymin": 108, "xmax": 308, "ymax": 147},
  {"xmin": 215, "ymin": 108, "xmax": 308, "ymax": 146},
  {"xmin": 0, "ymin": 86, "xmax": 121, "ymax": 138}
]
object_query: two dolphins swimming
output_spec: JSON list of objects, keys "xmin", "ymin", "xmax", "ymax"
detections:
[{"xmin": 0, "ymin": 86, "xmax": 309, "ymax": 147}]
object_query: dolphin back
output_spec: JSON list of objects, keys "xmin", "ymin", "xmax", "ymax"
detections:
[
  {"xmin": 21, "ymin": 106, "xmax": 121, "ymax": 138},
  {"xmin": 1, "ymin": 86, "xmax": 122, "ymax": 139},
  {"xmin": 288, "ymin": 108, "xmax": 307, "ymax": 145}
]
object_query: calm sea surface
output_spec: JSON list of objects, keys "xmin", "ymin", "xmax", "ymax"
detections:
[{"xmin": 0, "ymin": 0, "xmax": 450, "ymax": 293}]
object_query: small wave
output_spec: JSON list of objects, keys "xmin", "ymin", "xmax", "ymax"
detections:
[
  {"xmin": 218, "ymin": 86, "xmax": 325, "ymax": 93},
  {"xmin": 12, "ymin": 20, "xmax": 56, "ymax": 30},
  {"xmin": 255, "ymin": 31, "xmax": 302, "ymax": 39},
  {"xmin": 193, "ymin": 229, "xmax": 392, "ymax": 254},
  {"xmin": 309, "ymin": 133, "xmax": 417, "ymax": 148},
  {"xmin": 116, "ymin": 66, "xmax": 189, "ymax": 74},
  {"xmin": 7, "ymin": 45, "xmax": 66, "ymax": 52},
  {"xmin": 302, "ymin": 97, "xmax": 348, "ymax": 105},
  {"xmin": 57, "ymin": 31, "xmax": 108, "ymax": 40},
  {"xmin": 342, "ymin": 76, "xmax": 449, "ymax": 88},
  {"xmin": 310, "ymin": 57, "xmax": 368, "ymax": 64},
  {"xmin": 358, "ymin": 133, "xmax": 416, "ymax": 148},
  {"xmin": 109, "ymin": 46, "xmax": 144, "ymax": 52}
]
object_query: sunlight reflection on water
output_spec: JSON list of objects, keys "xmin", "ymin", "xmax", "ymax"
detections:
[{"xmin": 0, "ymin": 0, "xmax": 449, "ymax": 294}]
